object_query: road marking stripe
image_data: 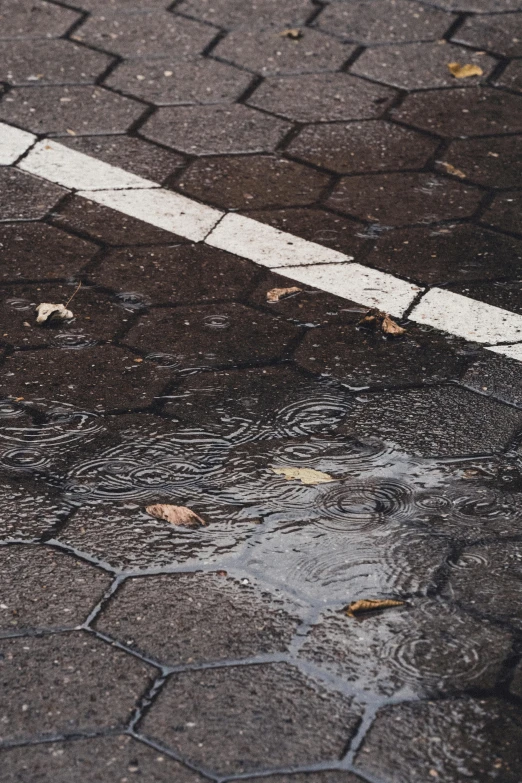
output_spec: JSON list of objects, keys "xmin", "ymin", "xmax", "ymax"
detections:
[{"xmin": 1, "ymin": 122, "xmax": 520, "ymax": 359}]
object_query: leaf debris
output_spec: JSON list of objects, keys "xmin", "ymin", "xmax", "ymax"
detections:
[
  {"xmin": 271, "ymin": 466, "xmax": 334, "ymax": 485},
  {"xmin": 267, "ymin": 286, "xmax": 302, "ymax": 303},
  {"xmin": 358, "ymin": 309, "xmax": 406, "ymax": 336},
  {"xmin": 447, "ymin": 62, "xmax": 483, "ymax": 79},
  {"xmin": 35, "ymin": 303, "xmax": 73, "ymax": 325},
  {"xmin": 344, "ymin": 598, "xmax": 405, "ymax": 618},
  {"xmin": 279, "ymin": 28, "xmax": 303, "ymax": 39},
  {"xmin": 145, "ymin": 504, "xmax": 208, "ymax": 528},
  {"xmin": 438, "ymin": 161, "xmax": 466, "ymax": 179}
]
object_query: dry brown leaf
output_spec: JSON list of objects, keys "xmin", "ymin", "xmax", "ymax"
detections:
[
  {"xmin": 358, "ymin": 309, "xmax": 406, "ymax": 336},
  {"xmin": 447, "ymin": 62, "xmax": 483, "ymax": 79},
  {"xmin": 382, "ymin": 315, "xmax": 406, "ymax": 336},
  {"xmin": 271, "ymin": 466, "xmax": 334, "ymax": 485},
  {"xmin": 145, "ymin": 504, "xmax": 208, "ymax": 528},
  {"xmin": 345, "ymin": 598, "xmax": 405, "ymax": 618},
  {"xmin": 438, "ymin": 161, "xmax": 466, "ymax": 179},
  {"xmin": 267, "ymin": 286, "xmax": 302, "ymax": 303},
  {"xmin": 35, "ymin": 303, "xmax": 73, "ymax": 325},
  {"xmin": 279, "ymin": 28, "xmax": 303, "ymax": 39}
]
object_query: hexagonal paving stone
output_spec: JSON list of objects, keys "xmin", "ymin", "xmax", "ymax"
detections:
[
  {"xmin": 300, "ymin": 600, "xmax": 512, "ymax": 698},
  {"xmin": 452, "ymin": 12, "xmax": 522, "ymax": 57},
  {"xmin": 482, "ymin": 192, "xmax": 522, "ymax": 235},
  {"xmin": 421, "ymin": 0, "xmax": 521, "ymax": 10},
  {"xmin": 75, "ymin": 0, "xmax": 169, "ymax": 8},
  {"xmin": 177, "ymin": 155, "xmax": 331, "ymax": 210},
  {"xmin": 392, "ymin": 87, "xmax": 522, "ymax": 137},
  {"xmin": 461, "ymin": 350, "xmax": 522, "ymax": 408},
  {"xmin": 295, "ymin": 322, "xmax": 469, "ymax": 388},
  {"xmin": 0, "ymin": 0, "xmax": 80, "ymax": 39},
  {"xmin": 0, "ymin": 545, "xmax": 111, "ymax": 635},
  {"xmin": 351, "ymin": 42, "xmax": 495, "ymax": 91},
  {"xmin": 364, "ymin": 224, "xmax": 522, "ymax": 286},
  {"xmin": 92, "ymin": 244, "xmax": 258, "ymax": 304},
  {"xmin": 443, "ymin": 541, "xmax": 522, "ymax": 628},
  {"xmin": 125, "ymin": 302, "xmax": 296, "ymax": 367},
  {"xmin": 0, "ymin": 39, "xmax": 113, "ymax": 86},
  {"xmin": 439, "ymin": 135, "xmax": 522, "ymax": 188},
  {"xmin": 316, "ymin": 0, "xmax": 454, "ymax": 43},
  {"xmin": 339, "ymin": 385, "xmax": 522, "ymax": 457},
  {"xmin": 449, "ymin": 280, "xmax": 522, "ymax": 316},
  {"xmin": 287, "ymin": 121, "xmax": 438, "ymax": 174},
  {"xmin": 141, "ymin": 104, "xmax": 291, "ymax": 155},
  {"xmin": 50, "ymin": 195, "xmax": 188, "ymax": 246},
  {"xmin": 0, "ymin": 480, "xmax": 67, "ymax": 541},
  {"xmin": 327, "ymin": 172, "xmax": 482, "ymax": 225},
  {"xmin": 72, "ymin": 11, "xmax": 216, "ymax": 58},
  {"xmin": 214, "ymin": 25, "xmax": 353, "ymax": 76},
  {"xmin": 248, "ymin": 72, "xmax": 397, "ymax": 122},
  {"xmin": 95, "ymin": 572, "xmax": 299, "ymax": 664},
  {"xmin": 106, "ymin": 56, "xmax": 253, "ymax": 105},
  {"xmin": 0, "ymin": 735, "xmax": 205, "ymax": 783},
  {"xmin": 140, "ymin": 663, "xmax": 361, "ymax": 775},
  {"xmin": 511, "ymin": 662, "xmax": 522, "ymax": 697},
  {"xmin": 354, "ymin": 697, "xmax": 522, "ymax": 783},
  {"xmin": 0, "ymin": 223, "xmax": 98, "ymax": 281},
  {"xmin": 58, "ymin": 135, "xmax": 185, "ymax": 183},
  {"xmin": 176, "ymin": 0, "xmax": 314, "ymax": 28},
  {"xmin": 0, "ymin": 631, "xmax": 154, "ymax": 743},
  {"xmin": 0, "ymin": 345, "xmax": 171, "ymax": 411},
  {"xmin": 0, "ymin": 169, "xmax": 66, "ymax": 222},
  {"xmin": 496, "ymin": 58, "xmax": 522, "ymax": 92},
  {"xmin": 0, "ymin": 86, "xmax": 145, "ymax": 136},
  {"xmin": 248, "ymin": 775, "xmax": 363, "ymax": 783}
]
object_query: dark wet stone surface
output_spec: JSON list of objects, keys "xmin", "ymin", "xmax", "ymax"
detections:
[
  {"xmin": 0, "ymin": 169, "xmax": 66, "ymax": 222},
  {"xmin": 176, "ymin": 0, "xmax": 314, "ymax": 28},
  {"xmin": 0, "ymin": 0, "xmax": 80, "ymax": 39},
  {"xmin": 482, "ymin": 191, "xmax": 522, "ymax": 235},
  {"xmin": 0, "ymin": 545, "xmax": 111, "ymax": 635},
  {"xmin": 95, "ymin": 572, "xmax": 299, "ymax": 664},
  {"xmin": 453, "ymin": 12, "xmax": 522, "ymax": 57},
  {"xmin": 450, "ymin": 280, "xmax": 522, "ymax": 315},
  {"xmin": 0, "ymin": 735, "xmax": 205, "ymax": 783},
  {"xmin": 0, "ymin": 39, "xmax": 113, "ymax": 86},
  {"xmin": 496, "ymin": 58, "xmax": 522, "ymax": 92},
  {"xmin": 355, "ymin": 697, "xmax": 522, "ymax": 783},
  {"xmin": 439, "ymin": 135, "xmax": 522, "ymax": 188},
  {"xmin": 0, "ymin": 480, "xmax": 67, "ymax": 541},
  {"xmin": 140, "ymin": 663, "xmax": 361, "ymax": 775},
  {"xmin": 461, "ymin": 351, "xmax": 522, "ymax": 407},
  {"xmin": 0, "ymin": 631, "xmax": 154, "ymax": 743},
  {"xmin": 254, "ymin": 775, "xmax": 364, "ymax": 783}
]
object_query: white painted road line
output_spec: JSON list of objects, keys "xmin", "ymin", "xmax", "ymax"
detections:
[
  {"xmin": 487, "ymin": 343, "xmax": 522, "ymax": 360},
  {"xmin": 206, "ymin": 212, "xmax": 351, "ymax": 267},
  {"xmin": 80, "ymin": 187, "xmax": 223, "ymax": 243},
  {"xmin": 0, "ymin": 123, "xmax": 36, "ymax": 165},
  {"xmin": 274, "ymin": 262, "xmax": 422, "ymax": 317},
  {"xmin": 19, "ymin": 139, "xmax": 158, "ymax": 191},
  {"xmin": 410, "ymin": 288, "xmax": 522, "ymax": 345}
]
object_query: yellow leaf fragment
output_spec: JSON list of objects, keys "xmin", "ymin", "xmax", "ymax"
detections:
[
  {"xmin": 447, "ymin": 62, "xmax": 483, "ymax": 79},
  {"xmin": 382, "ymin": 315, "xmax": 406, "ymax": 336},
  {"xmin": 358, "ymin": 309, "xmax": 406, "ymax": 337},
  {"xmin": 145, "ymin": 504, "xmax": 208, "ymax": 528},
  {"xmin": 271, "ymin": 466, "xmax": 334, "ymax": 485},
  {"xmin": 266, "ymin": 286, "xmax": 302, "ymax": 303},
  {"xmin": 438, "ymin": 161, "xmax": 466, "ymax": 179},
  {"xmin": 279, "ymin": 28, "xmax": 303, "ymax": 39},
  {"xmin": 344, "ymin": 598, "xmax": 405, "ymax": 618}
]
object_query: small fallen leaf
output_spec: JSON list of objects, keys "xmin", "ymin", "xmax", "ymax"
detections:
[
  {"xmin": 35, "ymin": 303, "xmax": 73, "ymax": 325},
  {"xmin": 271, "ymin": 466, "xmax": 334, "ymax": 485},
  {"xmin": 65, "ymin": 128, "xmax": 77, "ymax": 136},
  {"xmin": 279, "ymin": 28, "xmax": 303, "ymax": 39},
  {"xmin": 358, "ymin": 309, "xmax": 406, "ymax": 336},
  {"xmin": 447, "ymin": 62, "xmax": 483, "ymax": 79},
  {"xmin": 382, "ymin": 315, "xmax": 406, "ymax": 336},
  {"xmin": 145, "ymin": 504, "xmax": 208, "ymax": 528},
  {"xmin": 267, "ymin": 286, "xmax": 302, "ymax": 303},
  {"xmin": 345, "ymin": 598, "xmax": 405, "ymax": 618},
  {"xmin": 438, "ymin": 161, "xmax": 466, "ymax": 179}
]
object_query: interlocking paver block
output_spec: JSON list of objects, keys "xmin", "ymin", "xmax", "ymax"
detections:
[
  {"xmin": 364, "ymin": 224, "xmax": 522, "ymax": 286},
  {"xmin": 142, "ymin": 103, "xmax": 291, "ymax": 155},
  {"xmin": 316, "ymin": 0, "xmax": 454, "ymax": 43},
  {"xmin": 95, "ymin": 572, "xmax": 299, "ymax": 664},
  {"xmin": 327, "ymin": 172, "xmax": 482, "ymax": 225},
  {"xmin": 178, "ymin": 155, "xmax": 331, "ymax": 210},
  {"xmin": 0, "ymin": 39, "xmax": 113, "ymax": 86},
  {"xmin": 422, "ymin": 0, "xmax": 521, "ymax": 10},
  {"xmin": 453, "ymin": 12, "xmax": 522, "ymax": 57},
  {"xmin": 0, "ymin": 0, "xmax": 80, "ymax": 40},
  {"xmin": 355, "ymin": 697, "xmax": 522, "ymax": 783},
  {"xmin": 496, "ymin": 59, "xmax": 522, "ymax": 93},
  {"xmin": 287, "ymin": 121, "xmax": 438, "ymax": 174},
  {"xmin": 0, "ymin": 631, "xmax": 154, "ymax": 743},
  {"xmin": 393, "ymin": 87, "xmax": 522, "ymax": 136},
  {"xmin": 0, "ymin": 223, "xmax": 98, "ymax": 281},
  {"xmin": 340, "ymin": 385, "xmax": 522, "ymax": 457},
  {"xmin": 176, "ymin": 0, "xmax": 314, "ymax": 28},
  {"xmin": 450, "ymin": 280, "xmax": 522, "ymax": 316},
  {"xmin": 0, "ymin": 169, "xmax": 65, "ymax": 222},
  {"xmin": 482, "ymin": 192, "xmax": 522, "ymax": 235},
  {"xmin": 214, "ymin": 25, "xmax": 353, "ymax": 76},
  {"xmin": 352, "ymin": 42, "xmax": 494, "ymax": 90},
  {"xmin": 106, "ymin": 56, "xmax": 253, "ymax": 105},
  {"xmin": 0, "ymin": 545, "xmax": 111, "ymax": 635},
  {"xmin": 0, "ymin": 735, "xmax": 205, "ymax": 783},
  {"xmin": 0, "ymin": 480, "xmax": 67, "ymax": 541},
  {"xmin": 461, "ymin": 351, "xmax": 522, "ymax": 408},
  {"xmin": 0, "ymin": 86, "xmax": 145, "ymax": 136},
  {"xmin": 141, "ymin": 663, "xmax": 361, "ymax": 774},
  {"xmin": 248, "ymin": 72, "xmax": 397, "ymax": 122},
  {"xmin": 73, "ymin": 11, "xmax": 216, "ymax": 58},
  {"xmin": 249, "ymin": 775, "xmax": 364, "ymax": 783},
  {"xmin": 439, "ymin": 135, "xmax": 522, "ymax": 188},
  {"xmin": 92, "ymin": 244, "xmax": 258, "ymax": 303}
]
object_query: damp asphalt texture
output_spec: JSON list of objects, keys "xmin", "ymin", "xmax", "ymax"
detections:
[{"xmin": 2, "ymin": 0, "xmax": 522, "ymax": 781}]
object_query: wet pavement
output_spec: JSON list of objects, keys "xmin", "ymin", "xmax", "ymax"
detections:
[{"xmin": 1, "ymin": 0, "xmax": 522, "ymax": 781}]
